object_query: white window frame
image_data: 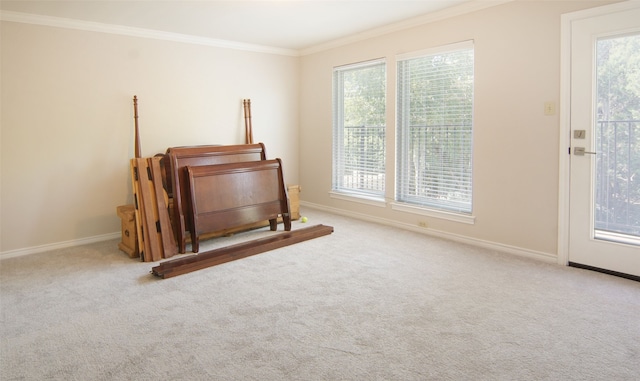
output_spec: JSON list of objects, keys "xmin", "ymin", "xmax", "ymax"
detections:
[
  {"xmin": 392, "ymin": 40, "xmax": 475, "ymax": 224},
  {"xmin": 331, "ymin": 58, "xmax": 387, "ymax": 202}
]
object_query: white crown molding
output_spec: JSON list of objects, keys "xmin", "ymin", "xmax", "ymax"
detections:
[
  {"xmin": 3, "ymin": 1, "xmax": 513, "ymax": 57},
  {"xmin": 0, "ymin": 10, "xmax": 300, "ymax": 57},
  {"xmin": 299, "ymin": 0, "xmax": 514, "ymax": 56}
]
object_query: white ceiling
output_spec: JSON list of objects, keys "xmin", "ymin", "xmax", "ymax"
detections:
[{"xmin": 0, "ymin": 0, "xmax": 481, "ymax": 52}]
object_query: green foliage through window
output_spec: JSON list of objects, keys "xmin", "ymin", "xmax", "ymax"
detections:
[
  {"xmin": 595, "ymin": 33, "xmax": 640, "ymax": 237},
  {"xmin": 396, "ymin": 42, "xmax": 474, "ymax": 213},
  {"xmin": 332, "ymin": 60, "xmax": 386, "ymax": 197}
]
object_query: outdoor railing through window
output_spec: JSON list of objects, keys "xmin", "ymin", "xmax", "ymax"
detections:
[
  {"xmin": 595, "ymin": 119, "xmax": 640, "ymax": 237},
  {"xmin": 341, "ymin": 125, "xmax": 385, "ymax": 194},
  {"xmin": 397, "ymin": 123, "xmax": 473, "ymax": 212}
]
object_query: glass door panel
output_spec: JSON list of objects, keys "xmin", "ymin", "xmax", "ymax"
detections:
[{"xmin": 594, "ymin": 34, "xmax": 640, "ymax": 246}]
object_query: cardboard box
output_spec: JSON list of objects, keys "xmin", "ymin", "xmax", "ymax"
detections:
[
  {"xmin": 287, "ymin": 184, "xmax": 301, "ymax": 220},
  {"xmin": 116, "ymin": 204, "xmax": 139, "ymax": 258}
]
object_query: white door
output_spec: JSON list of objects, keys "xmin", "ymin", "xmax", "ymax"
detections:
[{"xmin": 568, "ymin": 3, "xmax": 640, "ymax": 279}]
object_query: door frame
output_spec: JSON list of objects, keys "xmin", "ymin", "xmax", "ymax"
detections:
[{"xmin": 558, "ymin": 1, "xmax": 640, "ymax": 266}]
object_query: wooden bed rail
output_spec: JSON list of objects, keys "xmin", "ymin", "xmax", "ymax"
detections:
[{"xmin": 151, "ymin": 224, "xmax": 334, "ymax": 278}]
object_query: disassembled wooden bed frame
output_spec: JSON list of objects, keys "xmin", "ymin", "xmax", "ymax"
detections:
[{"xmin": 121, "ymin": 96, "xmax": 333, "ymax": 276}]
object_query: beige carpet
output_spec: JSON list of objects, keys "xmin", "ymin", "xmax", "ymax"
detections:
[{"xmin": 1, "ymin": 208, "xmax": 639, "ymax": 380}]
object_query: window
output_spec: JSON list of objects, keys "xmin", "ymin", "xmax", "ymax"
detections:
[
  {"xmin": 332, "ymin": 59, "xmax": 386, "ymax": 198},
  {"xmin": 594, "ymin": 34, "xmax": 640, "ymax": 239},
  {"xmin": 396, "ymin": 41, "xmax": 474, "ymax": 214}
]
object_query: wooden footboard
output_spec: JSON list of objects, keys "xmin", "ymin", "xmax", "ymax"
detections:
[
  {"xmin": 167, "ymin": 143, "xmax": 267, "ymax": 253},
  {"xmin": 186, "ymin": 158, "xmax": 291, "ymax": 253}
]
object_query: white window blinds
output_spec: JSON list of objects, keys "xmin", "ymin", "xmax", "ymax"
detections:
[
  {"xmin": 333, "ymin": 59, "xmax": 386, "ymax": 197},
  {"xmin": 396, "ymin": 41, "xmax": 474, "ymax": 213}
]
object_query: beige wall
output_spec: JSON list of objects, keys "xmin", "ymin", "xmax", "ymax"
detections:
[
  {"xmin": 299, "ymin": 1, "xmax": 615, "ymax": 259},
  {"xmin": 1, "ymin": 0, "xmax": 617, "ymax": 258},
  {"xmin": 1, "ymin": 22, "xmax": 299, "ymax": 254}
]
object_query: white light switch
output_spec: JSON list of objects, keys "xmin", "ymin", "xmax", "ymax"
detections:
[{"xmin": 544, "ymin": 101, "xmax": 556, "ymax": 116}]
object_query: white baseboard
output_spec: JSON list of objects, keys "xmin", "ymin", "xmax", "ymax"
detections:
[
  {"xmin": 301, "ymin": 201, "xmax": 558, "ymax": 264},
  {"xmin": 0, "ymin": 232, "xmax": 121, "ymax": 260},
  {"xmin": 2, "ymin": 203, "xmax": 558, "ymax": 264}
]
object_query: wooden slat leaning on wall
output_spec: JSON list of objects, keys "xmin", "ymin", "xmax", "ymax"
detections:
[
  {"xmin": 135, "ymin": 158, "xmax": 163, "ymax": 262},
  {"xmin": 150, "ymin": 157, "xmax": 178, "ymax": 259},
  {"xmin": 129, "ymin": 157, "xmax": 178, "ymax": 262},
  {"xmin": 130, "ymin": 159, "xmax": 149, "ymax": 261}
]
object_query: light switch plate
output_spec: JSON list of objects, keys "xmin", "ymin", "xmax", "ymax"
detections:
[{"xmin": 544, "ymin": 101, "xmax": 556, "ymax": 116}]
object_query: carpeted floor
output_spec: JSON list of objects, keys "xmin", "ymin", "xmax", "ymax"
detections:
[{"xmin": 1, "ymin": 208, "xmax": 639, "ymax": 380}]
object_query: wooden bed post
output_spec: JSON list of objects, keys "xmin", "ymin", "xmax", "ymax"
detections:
[
  {"xmin": 133, "ymin": 95, "xmax": 141, "ymax": 158},
  {"xmin": 243, "ymin": 99, "xmax": 253, "ymax": 144}
]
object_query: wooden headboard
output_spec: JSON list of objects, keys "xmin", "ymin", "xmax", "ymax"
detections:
[
  {"xmin": 186, "ymin": 158, "xmax": 291, "ymax": 253},
  {"xmin": 167, "ymin": 143, "xmax": 267, "ymax": 253}
]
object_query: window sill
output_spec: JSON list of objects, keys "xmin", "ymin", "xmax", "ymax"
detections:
[
  {"xmin": 329, "ymin": 191, "xmax": 387, "ymax": 208},
  {"xmin": 390, "ymin": 202, "xmax": 476, "ymax": 225}
]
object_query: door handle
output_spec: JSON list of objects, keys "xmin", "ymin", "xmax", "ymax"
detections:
[{"xmin": 573, "ymin": 147, "xmax": 597, "ymax": 156}]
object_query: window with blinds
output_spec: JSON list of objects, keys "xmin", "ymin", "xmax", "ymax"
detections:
[
  {"xmin": 332, "ymin": 59, "xmax": 386, "ymax": 198},
  {"xmin": 396, "ymin": 41, "xmax": 474, "ymax": 213}
]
